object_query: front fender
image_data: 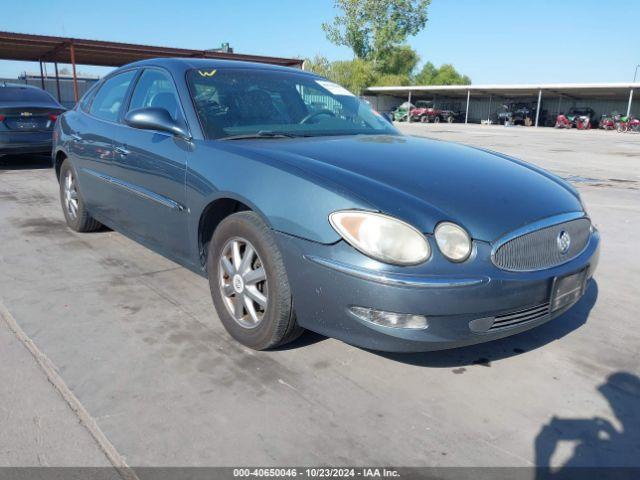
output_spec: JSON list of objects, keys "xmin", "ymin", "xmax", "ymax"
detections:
[{"xmin": 186, "ymin": 140, "xmax": 375, "ymax": 246}]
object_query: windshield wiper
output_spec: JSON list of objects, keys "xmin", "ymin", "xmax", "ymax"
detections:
[{"xmin": 220, "ymin": 130, "xmax": 307, "ymax": 140}]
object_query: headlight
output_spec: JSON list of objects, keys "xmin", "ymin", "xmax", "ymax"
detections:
[
  {"xmin": 329, "ymin": 211, "xmax": 430, "ymax": 265},
  {"xmin": 434, "ymin": 222, "xmax": 472, "ymax": 262}
]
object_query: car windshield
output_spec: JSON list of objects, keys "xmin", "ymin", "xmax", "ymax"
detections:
[
  {"xmin": 0, "ymin": 86, "xmax": 56, "ymax": 103},
  {"xmin": 187, "ymin": 68, "xmax": 397, "ymax": 140}
]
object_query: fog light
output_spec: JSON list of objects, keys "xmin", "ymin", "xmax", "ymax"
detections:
[{"xmin": 349, "ymin": 306, "xmax": 428, "ymax": 329}]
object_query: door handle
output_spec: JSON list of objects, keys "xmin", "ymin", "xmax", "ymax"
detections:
[
  {"xmin": 70, "ymin": 133, "xmax": 82, "ymax": 142},
  {"xmin": 114, "ymin": 146, "xmax": 130, "ymax": 157}
]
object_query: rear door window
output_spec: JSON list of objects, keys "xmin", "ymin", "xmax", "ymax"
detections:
[
  {"xmin": 89, "ymin": 70, "xmax": 137, "ymax": 122},
  {"xmin": 79, "ymin": 84, "xmax": 99, "ymax": 112}
]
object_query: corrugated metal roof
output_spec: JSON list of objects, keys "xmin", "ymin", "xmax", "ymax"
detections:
[
  {"xmin": 366, "ymin": 83, "xmax": 639, "ymax": 98},
  {"xmin": 0, "ymin": 31, "xmax": 303, "ymax": 68}
]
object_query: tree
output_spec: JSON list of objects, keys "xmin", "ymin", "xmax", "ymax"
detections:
[
  {"xmin": 322, "ymin": 0, "xmax": 431, "ymax": 60},
  {"xmin": 414, "ymin": 62, "xmax": 471, "ymax": 85},
  {"xmin": 413, "ymin": 61, "xmax": 437, "ymax": 84},
  {"xmin": 376, "ymin": 44, "xmax": 419, "ymax": 76},
  {"xmin": 376, "ymin": 73, "xmax": 412, "ymax": 86},
  {"xmin": 304, "ymin": 56, "xmax": 377, "ymax": 95},
  {"xmin": 303, "ymin": 55, "xmax": 332, "ymax": 78},
  {"xmin": 327, "ymin": 59, "xmax": 378, "ymax": 95}
]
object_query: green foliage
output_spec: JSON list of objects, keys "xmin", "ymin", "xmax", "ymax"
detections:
[
  {"xmin": 305, "ymin": 51, "xmax": 471, "ymax": 95},
  {"xmin": 329, "ymin": 59, "xmax": 378, "ymax": 95},
  {"xmin": 413, "ymin": 61, "xmax": 437, "ymax": 84},
  {"xmin": 376, "ymin": 73, "xmax": 412, "ymax": 86},
  {"xmin": 414, "ymin": 62, "xmax": 471, "ymax": 85},
  {"xmin": 376, "ymin": 44, "xmax": 419, "ymax": 76},
  {"xmin": 305, "ymin": 56, "xmax": 377, "ymax": 95},
  {"xmin": 322, "ymin": 0, "xmax": 431, "ymax": 60},
  {"xmin": 315, "ymin": 0, "xmax": 469, "ymax": 91},
  {"xmin": 303, "ymin": 55, "xmax": 332, "ymax": 79},
  {"xmin": 305, "ymin": 50, "xmax": 471, "ymax": 94}
]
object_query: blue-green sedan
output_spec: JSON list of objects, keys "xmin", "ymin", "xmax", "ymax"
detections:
[{"xmin": 52, "ymin": 58, "xmax": 599, "ymax": 352}]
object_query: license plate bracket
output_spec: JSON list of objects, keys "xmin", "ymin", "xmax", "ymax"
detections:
[{"xmin": 551, "ymin": 268, "xmax": 587, "ymax": 312}]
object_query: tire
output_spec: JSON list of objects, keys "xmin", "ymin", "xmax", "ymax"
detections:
[
  {"xmin": 420, "ymin": 115, "xmax": 428, "ymax": 123},
  {"xmin": 59, "ymin": 159, "xmax": 102, "ymax": 232},
  {"xmin": 433, "ymin": 116, "xmax": 441, "ymax": 124},
  {"xmin": 207, "ymin": 211, "xmax": 303, "ymax": 350},
  {"xmin": 447, "ymin": 116, "xmax": 454, "ymax": 124}
]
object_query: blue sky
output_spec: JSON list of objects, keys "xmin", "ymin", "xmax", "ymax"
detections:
[{"xmin": 1, "ymin": 0, "xmax": 639, "ymax": 84}]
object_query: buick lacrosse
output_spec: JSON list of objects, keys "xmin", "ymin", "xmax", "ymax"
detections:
[{"xmin": 52, "ymin": 58, "xmax": 599, "ymax": 352}]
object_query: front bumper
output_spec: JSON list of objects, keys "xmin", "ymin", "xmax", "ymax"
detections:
[
  {"xmin": 0, "ymin": 131, "xmax": 53, "ymax": 155},
  {"xmin": 277, "ymin": 230, "xmax": 600, "ymax": 352}
]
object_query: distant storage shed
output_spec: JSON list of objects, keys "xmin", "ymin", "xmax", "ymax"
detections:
[{"xmin": 364, "ymin": 83, "xmax": 638, "ymax": 126}]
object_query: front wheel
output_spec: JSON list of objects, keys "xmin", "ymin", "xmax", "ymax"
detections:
[
  {"xmin": 433, "ymin": 116, "xmax": 441, "ymax": 124},
  {"xmin": 59, "ymin": 160, "xmax": 102, "ymax": 232},
  {"xmin": 207, "ymin": 211, "xmax": 303, "ymax": 350}
]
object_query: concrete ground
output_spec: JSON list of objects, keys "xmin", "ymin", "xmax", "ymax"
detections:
[
  {"xmin": 0, "ymin": 312, "xmax": 116, "ymax": 471},
  {"xmin": 0, "ymin": 124, "xmax": 638, "ymax": 472}
]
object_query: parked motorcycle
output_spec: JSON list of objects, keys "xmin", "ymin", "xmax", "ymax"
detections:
[
  {"xmin": 555, "ymin": 113, "xmax": 572, "ymax": 129},
  {"xmin": 555, "ymin": 107, "xmax": 596, "ymax": 130},
  {"xmin": 617, "ymin": 115, "xmax": 640, "ymax": 133},
  {"xmin": 599, "ymin": 113, "xmax": 617, "ymax": 130}
]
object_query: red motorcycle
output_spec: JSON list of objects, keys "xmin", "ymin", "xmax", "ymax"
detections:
[
  {"xmin": 555, "ymin": 114, "xmax": 572, "ymax": 129},
  {"xmin": 599, "ymin": 113, "xmax": 618, "ymax": 130},
  {"xmin": 617, "ymin": 115, "xmax": 640, "ymax": 133},
  {"xmin": 555, "ymin": 107, "xmax": 595, "ymax": 129}
]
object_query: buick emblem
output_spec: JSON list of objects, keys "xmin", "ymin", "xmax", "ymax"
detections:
[{"xmin": 557, "ymin": 230, "xmax": 571, "ymax": 254}]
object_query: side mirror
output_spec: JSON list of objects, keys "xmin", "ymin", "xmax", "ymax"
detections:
[{"xmin": 124, "ymin": 107, "xmax": 190, "ymax": 139}]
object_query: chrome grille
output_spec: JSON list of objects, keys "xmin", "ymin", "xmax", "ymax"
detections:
[
  {"xmin": 490, "ymin": 302, "xmax": 550, "ymax": 331},
  {"xmin": 492, "ymin": 218, "xmax": 591, "ymax": 271}
]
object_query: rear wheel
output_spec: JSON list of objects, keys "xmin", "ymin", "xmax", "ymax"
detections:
[
  {"xmin": 433, "ymin": 116, "xmax": 441, "ymax": 124},
  {"xmin": 59, "ymin": 160, "xmax": 102, "ymax": 232},
  {"xmin": 420, "ymin": 115, "xmax": 428, "ymax": 123},
  {"xmin": 207, "ymin": 211, "xmax": 303, "ymax": 350}
]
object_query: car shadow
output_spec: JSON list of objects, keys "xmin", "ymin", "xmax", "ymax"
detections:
[
  {"xmin": 273, "ymin": 330, "xmax": 328, "ymax": 350},
  {"xmin": 371, "ymin": 280, "xmax": 598, "ymax": 368},
  {"xmin": 534, "ymin": 371, "xmax": 640, "ymax": 476},
  {"xmin": 0, "ymin": 154, "xmax": 52, "ymax": 171}
]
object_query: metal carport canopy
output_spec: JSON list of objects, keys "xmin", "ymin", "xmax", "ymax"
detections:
[
  {"xmin": 366, "ymin": 83, "xmax": 639, "ymax": 98},
  {"xmin": 0, "ymin": 30, "xmax": 303, "ymax": 102},
  {"xmin": 366, "ymin": 82, "xmax": 639, "ymax": 125}
]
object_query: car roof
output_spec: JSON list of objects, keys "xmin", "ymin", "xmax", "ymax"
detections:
[{"xmin": 119, "ymin": 57, "xmax": 319, "ymax": 78}]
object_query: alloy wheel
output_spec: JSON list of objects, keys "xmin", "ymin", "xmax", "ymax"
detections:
[
  {"xmin": 64, "ymin": 170, "xmax": 79, "ymax": 220},
  {"xmin": 218, "ymin": 237, "xmax": 268, "ymax": 329}
]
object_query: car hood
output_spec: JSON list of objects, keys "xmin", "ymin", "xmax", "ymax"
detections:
[{"xmin": 232, "ymin": 134, "xmax": 582, "ymax": 242}]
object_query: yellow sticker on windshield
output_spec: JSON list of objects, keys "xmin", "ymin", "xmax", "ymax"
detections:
[{"xmin": 198, "ymin": 69, "xmax": 217, "ymax": 77}]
